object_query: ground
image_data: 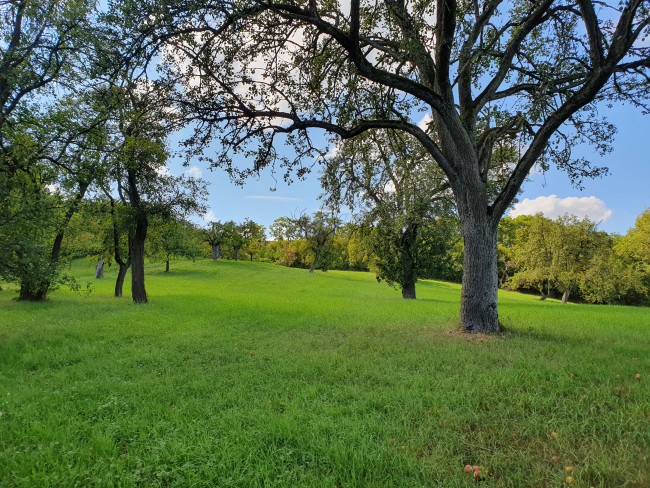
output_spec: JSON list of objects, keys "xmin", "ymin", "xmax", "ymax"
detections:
[{"xmin": 0, "ymin": 259, "xmax": 648, "ymax": 487}]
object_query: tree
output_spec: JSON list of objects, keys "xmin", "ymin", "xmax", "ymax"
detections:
[
  {"xmin": 136, "ymin": 0, "xmax": 650, "ymax": 332},
  {"xmin": 322, "ymin": 128, "xmax": 451, "ymax": 298},
  {"xmin": 293, "ymin": 211, "xmax": 340, "ymax": 273},
  {"xmin": 0, "ymin": 0, "xmax": 93, "ymax": 132},
  {"xmin": 204, "ymin": 220, "xmax": 228, "ymax": 260},
  {"xmin": 510, "ymin": 214, "xmax": 610, "ymax": 304},
  {"xmin": 0, "ymin": 95, "xmax": 107, "ymax": 300},
  {"xmin": 240, "ymin": 218, "xmax": 266, "ymax": 261},
  {"xmin": 148, "ymin": 216, "xmax": 202, "ymax": 272}
]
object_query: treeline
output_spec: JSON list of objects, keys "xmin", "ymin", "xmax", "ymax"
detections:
[
  {"xmin": 53, "ymin": 202, "xmax": 649, "ymax": 307},
  {"xmin": 258, "ymin": 210, "xmax": 650, "ymax": 306}
]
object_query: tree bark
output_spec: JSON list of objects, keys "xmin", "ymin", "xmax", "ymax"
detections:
[
  {"xmin": 401, "ymin": 281, "xmax": 416, "ymax": 299},
  {"xmin": 234, "ymin": 248, "xmax": 239, "ymax": 261},
  {"xmin": 115, "ymin": 262, "xmax": 129, "ymax": 298},
  {"xmin": 96, "ymin": 259, "xmax": 105, "ymax": 278},
  {"xmin": 309, "ymin": 253, "xmax": 319, "ymax": 273},
  {"xmin": 165, "ymin": 258, "xmax": 170, "ymax": 273},
  {"xmin": 211, "ymin": 243, "xmax": 220, "ymax": 260},
  {"xmin": 130, "ymin": 211, "xmax": 148, "ymax": 304},
  {"xmin": 561, "ymin": 290, "xmax": 570, "ymax": 305},
  {"xmin": 458, "ymin": 208, "xmax": 500, "ymax": 333},
  {"xmin": 18, "ymin": 283, "xmax": 47, "ymax": 301}
]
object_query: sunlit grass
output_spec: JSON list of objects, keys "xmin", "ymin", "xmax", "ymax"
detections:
[{"xmin": 1, "ymin": 259, "xmax": 648, "ymax": 487}]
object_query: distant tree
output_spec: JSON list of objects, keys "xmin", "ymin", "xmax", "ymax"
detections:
[
  {"xmin": 322, "ymin": 129, "xmax": 451, "ymax": 298},
  {"xmin": 240, "ymin": 219, "xmax": 266, "ymax": 261},
  {"xmin": 222, "ymin": 220, "xmax": 246, "ymax": 261},
  {"xmin": 510, "ymin": 215, "xmax": 609, "ymax": 304},
  {"xmin": 510, "ymin": 215, "xmax": 556, "ymax": 300},
  {"xmin": 293, "ymin": 211, "xmax": 340, "ymax": 273},
  {"xmin": 148, "ymin": 217, "xmax": 202, "ymax": 272},
  {"xmin": 204, "ymin": 221, "xmax": 228, "ymax": 260}
]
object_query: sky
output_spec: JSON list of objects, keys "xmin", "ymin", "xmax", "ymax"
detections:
[{"xmin": 166, "ymin": 101, "xmax": 649, "ymax": 237}]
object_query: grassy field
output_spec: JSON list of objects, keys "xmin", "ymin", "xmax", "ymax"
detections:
[{"xmin": 0, "ymin": 259, "xmax": 648, "ymax": 487}]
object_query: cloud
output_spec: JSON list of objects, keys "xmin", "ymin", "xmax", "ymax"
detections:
[
  {"xmin": 155, "ymin": 165, "xmax": 171, "ymax": 177},
  {"xmin": 417, "ymin": 113, "xmax": 433, "ymax": 131},
  {"xmin": 244, "ymin": 195, "xmax": 303, "ymax": 202},
  {"xmin": 185, "ymin": 166, "xmax": 203, "ymax": 178},
  {"xmin": 509, "ymin": 195, "xmax": 613, "ymax": 222},
  {"xmin": 202, "ymin": 210, "xmax": 216, "ymax": 222}
]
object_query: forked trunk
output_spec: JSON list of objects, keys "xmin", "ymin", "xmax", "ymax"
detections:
[
  {"xmin": 115, "ymin": 263, "xmax": 129, "ymax": 297},
  {"xmin": 459, "ymin": 208, "xmax": 500, "ymax": 333},
  {"xmin": 401, "ymin": 281, "xmax": 416, "ymax": 299}
]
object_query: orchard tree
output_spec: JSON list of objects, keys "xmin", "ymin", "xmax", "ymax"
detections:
[
  {"xmin": 322, "ymin": 128, "xmax": 451, "ymax": 299},
  {"xmin": 132, "ymin": 0, "xmax": 650, "ymax": 332},
  {"xmin": 204, "ymin": 220, "xmax": 228, "ymax": 260},
  {"xmin": 241, "ymin": 218, "xmax": 266, "ymax": 261},
  {"xmin": 148, "ymin": 216, "xmax": 202, "ymax": 272},
  {"xmin": 294, "ymin": 211, "xmax": 340, "ymax": 273}
]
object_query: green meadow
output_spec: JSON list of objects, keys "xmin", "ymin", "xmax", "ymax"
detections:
[{"xmin": 0, "ymin": 260, "xmax": 648, "ymax": 487}]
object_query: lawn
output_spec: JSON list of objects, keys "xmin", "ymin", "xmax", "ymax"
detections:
[{"xmin": 0, "ymin": 259, "xmax": 648, "ymax": 487}]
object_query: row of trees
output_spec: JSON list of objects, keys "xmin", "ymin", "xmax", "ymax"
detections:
[
  {"xmin": 63, "ymin": 204, "xmax": 648, "ymax": 307},
  {"xmin": 260, "ymin": 210, "xmax": 650, "ymax": 306}
]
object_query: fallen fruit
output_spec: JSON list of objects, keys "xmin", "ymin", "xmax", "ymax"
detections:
[
  {"xmin": 635, "ymin": 374, "xmax": 641, "ymax": 381},
  {"xmin": 566, "ymin": 476, "xmax": 574, "ymax": 484},
  {"xmin": 551, "ymin": 456, "xmax": 561, "ymax": 464},
  {"xmin": 551, "ymin": 432, "xmax": 558, "ymax": 439},
  {"xmin": 565, "ymin": 466, "xmax": 573, "ymax": 473},
  {"xmin": 474, "ymin": 469, "xmax": 481, "ymax": 479},
  {"xmin": 464, "ymin": 465, "xmax": 472, "ymax": 473}
]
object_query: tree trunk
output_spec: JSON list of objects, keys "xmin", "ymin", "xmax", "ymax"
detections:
[
  {"xmin": 96, "ymin": 259, "xmax": 105, "ymax": 279},
  {"xmin": 115, "ymin": 263, "xmax": 129, "ymax": 298},
  {"xmin": 18, "ymin": 283, "xmax": 47, "ymax": 301},
  {"xmin": 130, "ymin": 212, "xmax": 148, "ymax": 304},
  {"xmin": 561, "ymin": 290, "xmax": 570, "ymax": 305},
  {"xmin": 165, "ymin": 259, "xmax": 170, "ymax": 273},
  {"xmin": 211, "ymin": 244, "xmax": 220, "ymax": 260},
  {"xmin": 234, "ymin": 248, "xmax": 239, "ymax": 261},
  {"xmin": 401, "ymin": 281, "xmax": 416, "ymax": 299},
  {"xmin": 458, "ymin": 209, "xmax": 500, "ymax": 333},
  {"xmin": 309, "ymin": 253, "xmax": 319, "ymax": 273}
]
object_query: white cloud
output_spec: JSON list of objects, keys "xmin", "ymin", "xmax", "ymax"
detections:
[
  {"xmin": 244, "ymin": 195, "xmax": 303, "ymax": 202},
  {"xmin": 417, "ymin": 113, "xmax": 433, "ymax": 131},
  {"xmin": 185, "ymin": 166, "xmax": 203, "ymax": 178},
  {"xmin": 155, "ymin": 165, "xmax": 171, "ymax": 177},
  {"xmin": 509, "ymin": 195, "xmax": 613, "ymax": 222},
  {"xmin": 202, "ymin": 210, "xmax": 216, "ymax": 222}
]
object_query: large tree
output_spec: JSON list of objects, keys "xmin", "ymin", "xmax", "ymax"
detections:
[{"xmin": 134, "ymin": 0, "xmax": 649, "ymax": 332}]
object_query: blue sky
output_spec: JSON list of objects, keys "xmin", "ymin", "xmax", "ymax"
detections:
[{"xmin": 167, "ymin": 103, "xmax": 649, "ymax": 237}]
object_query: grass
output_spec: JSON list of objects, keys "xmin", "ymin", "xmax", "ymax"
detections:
[{"xmin": 0, "ymin": 259, "xmax": 648, "ymax": 487}]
